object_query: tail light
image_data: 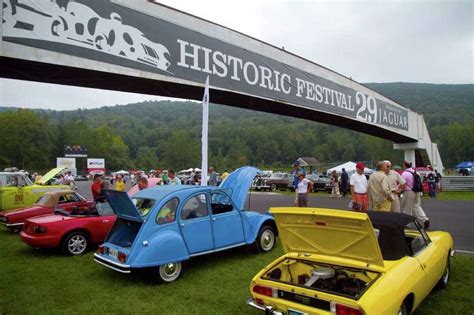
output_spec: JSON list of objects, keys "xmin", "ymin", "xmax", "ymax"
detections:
[
  {"xmin": 32, "ymin": 225, "xmax": 48, "ymax": 233},
  {"xmin": 98, "ymin": 245, "xmax": 105, "ymax": 254},
  {"xmin": 252, "ymin": 285, "xmax": 277, "ymax": 298},
  {"xmin": 331, "ymin": 302, "xmax": 364, "ymax": 315},
  {"xmin": 118, "ymin": 251, "xmax": 127, "ymax": 263}
]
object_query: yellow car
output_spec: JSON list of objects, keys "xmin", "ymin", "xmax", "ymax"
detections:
[
  {"xmin": 248, "ymin": 208, "xmax": 454, "ymax": 315},
  {"xmin": 0, "ymin": 167, "xmax": 70, "ymax": 211}
]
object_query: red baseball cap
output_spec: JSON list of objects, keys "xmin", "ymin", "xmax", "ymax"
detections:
[{"xmin": 356, "ymin": 162, "xmax": 365, "ymax": 169}]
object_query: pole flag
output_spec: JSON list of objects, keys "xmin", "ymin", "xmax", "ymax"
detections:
[{"xmin": 200, "ymin": 75, "xmax": 210, "ymax": 186}]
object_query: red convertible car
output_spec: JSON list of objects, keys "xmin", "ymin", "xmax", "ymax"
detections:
[
  {"xmin": 20, "ymin": 203, "xmax": 116, "ymax": 255},
  {"xmin": 0, "ymin": 190, "xmax": 94, "ymax": 232}
]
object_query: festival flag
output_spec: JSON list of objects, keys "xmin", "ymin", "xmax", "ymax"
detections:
[{"xmin": 200, "ymin": 75, "xmax": 209, "ymax": 186}]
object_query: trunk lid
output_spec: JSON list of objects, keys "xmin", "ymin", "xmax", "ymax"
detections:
[
  {"xmin": 104, "ymin": 190, "xmax": 143, "ymax": 222},
  {"xmin": 270, "ymin": 207, "xmax": 385, "ymax": 271},
  {"xmin": 218, "ymin": 166, "xmax": 259, "ymax": 210}
]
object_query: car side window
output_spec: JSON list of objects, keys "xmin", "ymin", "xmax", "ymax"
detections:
[
  {"xmin": 181, "ymin": 194, "xmax": 208, "ymax": 220},
  {"xmin": 405, "ymin": 225, "xmax": 430, "ymax": 255},
  {"xmin": 156, "ymin": 198, "xmax": 178, "ymax": 225},
  {"xmin": 210, "ymin": 192, "xmax": 234, "ymax": 215}
]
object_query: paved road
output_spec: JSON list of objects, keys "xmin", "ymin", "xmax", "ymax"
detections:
[{"xmin": 76, "ymin": 181, "xmax": 474, "ymax": 253}]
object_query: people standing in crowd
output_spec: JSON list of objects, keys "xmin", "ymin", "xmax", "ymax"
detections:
[
  {"xmin": 340, "ymin": 168, "xmax": 349, "ymax": 197},
  {"xmin": 292, "ymin": 161, "xmax": 305, "ymax": 205},
  {"xmin": 330, "ymin": 170, "xmax": 341, "ymax": 198},
  {"xmin": 435, "ymin": 169, "xmax": 442, "ymax": 194},
  {"xmin": 91, "ymin": 174, "xmax": 103, "ymax": 202},
  {"xmin": 64, "ymin": 171, "xmax": 75, "ymax": 189},
  {"xmin": 401, "ymin": 161, "xmax": 430, "ymax": 228},
  {"xmin": 350, "ymin": 162, "xmax": 368, "ymax": 211},
  {"xmin": 137, "ymin": 177, "xmax": 148, "ymax": 191},
  {"xmin": 383, "ymin": 160, "xmax": 406, "ymax": 212},
  {"xmin": 54, "ymin": 174, "xmax": 65, "ymax": 185},
  {"xmin": 368, "ymin": 161, "xmax": 392, "ymax": 211},
  {"xmin": 208, "ymin": 167, "xmax": 218, "ymax": 186},
  {"xmin": 115, "ymin": 175, "xmax": 125, "ymax": 192},
  {"xmin": 168, "ymin": 169, "xmax": 182, "ymax": 185},
  {"xmin": 426, "ymin": 166, "xmax": 437, "ymax": 198},
  {"xmin": 296, "ymin": 172, "xmax": 313, "ymax": 207}
]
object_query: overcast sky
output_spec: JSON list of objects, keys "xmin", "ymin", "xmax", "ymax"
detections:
[{"xmin": 1, "ymin": 0, "xmax": 472, "ymax": 110}]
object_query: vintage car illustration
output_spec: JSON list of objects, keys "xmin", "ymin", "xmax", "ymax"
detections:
[
  {"xmin": 0, "ymin": 167, "xmax": 70, "ymax": 211},
  {"xmin": 94, "ymin": 166, "xmax": 278, "ymax": 283},
  {"xmin": 248, "ymin": 208, "xmax": 454, "ymax": 315},
  {"xmin": 3, "ymin": 0, "xmax": 171, "ymax": 72},
  {"xmin": 20, "ymin": 202, "xmax": 116, "ymax": 255},
  {"xmin": 0, "ymin": 190, "xmax": 94, "ymax": 232}
]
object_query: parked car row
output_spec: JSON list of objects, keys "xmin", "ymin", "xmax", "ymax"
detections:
[
  {"xmin": 1, "ymin": 166, "xmax": 454, "ymax": 314},
  {"xmin": 1, "ymin": 167, "xmax": 278, "ymax": 283}
]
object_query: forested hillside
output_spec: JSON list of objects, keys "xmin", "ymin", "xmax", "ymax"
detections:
[{"xmin": 0, "ymin": 83, "xmax": 472, "ymax": 172}]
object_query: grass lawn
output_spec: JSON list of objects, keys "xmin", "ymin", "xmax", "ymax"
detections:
[
  {"xmin": 0, "ymin": 228, "xmax": 473, "ymax": 314},
  {"xmin": 434, "ymin": 191, "xmax": 474, "ymax": 201}
]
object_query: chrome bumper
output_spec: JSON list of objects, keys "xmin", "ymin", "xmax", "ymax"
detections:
[
  {"xmin": 247, "ymin": 298, "xmax": 283, "ymax": 315},
  {"xmin": 450, "ymin": 249, "xmax": 456, "ymax": 257},
  {"xmin": 94, "ymin": 253, "xmax": 131, "ymax": 273}
]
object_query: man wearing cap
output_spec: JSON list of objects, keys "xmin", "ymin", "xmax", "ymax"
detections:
[
  {"xmin": 91, "ymin": 174, "xmax": 103, "ymax": 202},
  {"xmin": 367, "ymin": 161, "xmax": 393, "ymax": 211},
  {"xmin": 350, "ymin": 162, "xmax": 368, "ymax": 211}
]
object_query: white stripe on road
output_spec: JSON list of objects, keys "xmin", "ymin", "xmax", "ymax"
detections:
[{"xmin": 455, "ymin": 250, "xmax": 474, "ymax": 255}]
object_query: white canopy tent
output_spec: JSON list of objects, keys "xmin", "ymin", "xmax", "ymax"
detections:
[
  {"xmin": 115, "ymin": 170, "xmax": 129, "ymax": 175},
  {"xmin": 327, "ymin": 161, "xmax": 372, "ymax": 174}
]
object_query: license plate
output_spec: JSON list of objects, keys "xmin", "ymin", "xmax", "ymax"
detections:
[
  {"xmin": 288, "ymin": 309, "xmax": 306, "ymax": 315},
  {"xmin": 109, "ymin": 248, "xmax": 118, "ymax": 259}
]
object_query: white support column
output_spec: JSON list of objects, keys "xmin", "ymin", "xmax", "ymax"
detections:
[{"xmin": 404, "ymin": 149, "xmax": 416, "ymax": 167}]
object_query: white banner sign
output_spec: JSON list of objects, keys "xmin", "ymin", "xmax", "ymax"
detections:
[
  {"xmin": 57, "ymin": 157, "xmax": 76, "ymax": 170},
  {"xmin": 87, "ymin": 158, "xmax": 105, "ymax": 168}
]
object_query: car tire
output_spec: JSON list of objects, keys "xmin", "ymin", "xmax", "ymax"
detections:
[
  {"xmin": 398, "ymin": 302, "xmax": 408, "ymax": 315},
  {"xmin": 436, "ymin": 255, "xmax": 450, "ymax": 289},
  {"xmin": 61, "ymin": 231, "xmax": 89, "ymax": 256},
  {"xmin": 255, "ymin": 225, "xmax": 276, "ymax": 253},
  {"xmin": 270, "ymin": 184, "xmax": 277, "ymax": 192},
  {"xmin": 152, "ymin": 262, "xmax": 182, "ymax": 284}
]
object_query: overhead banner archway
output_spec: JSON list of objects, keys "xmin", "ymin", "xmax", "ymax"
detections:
[{"xmin": 0, "ymin": 0, "xmax": 443, "ymax": 171}]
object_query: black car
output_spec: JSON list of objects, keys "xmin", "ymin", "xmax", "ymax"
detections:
[{"xmin": 305, "ymin": 174, "xmax": 332, "ymax": 193}]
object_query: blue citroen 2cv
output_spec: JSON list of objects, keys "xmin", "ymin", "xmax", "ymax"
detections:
[{"xmin": 94, "ymin": 166, "xmax": 277, "ymax": 283}]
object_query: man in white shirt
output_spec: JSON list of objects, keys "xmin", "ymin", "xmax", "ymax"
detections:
[
  {"xmin": 296, "ymin": 172, "xmax": 313, "ymax": 207},
  {"xmin": 350, "ymin": 162, "xmax": 368, "ymax": 211}
]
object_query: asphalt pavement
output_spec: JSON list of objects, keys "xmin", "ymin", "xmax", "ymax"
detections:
[{"xmin": 75, "ymin": 181, "xmax": 474, "ymax": 253}]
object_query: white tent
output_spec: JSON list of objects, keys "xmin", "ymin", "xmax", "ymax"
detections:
[
  {"xmin": 115, "ymin": 170, "xmax": 129, "ymax": 174},
  {"xmin": 327, "ymin": 161, "xmax": 372, "ymax": 174}
]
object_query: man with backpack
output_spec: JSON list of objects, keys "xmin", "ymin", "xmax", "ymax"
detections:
[{"xmin": 401, "ymin": 161, "xmax": 430, "ymax": 229}]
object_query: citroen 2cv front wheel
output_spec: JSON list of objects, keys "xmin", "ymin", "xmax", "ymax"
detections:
[
  {"xmin": 152, "ymin": 262, "xmax": 182, "ymax": 283},
  {"xmin": 255, "ymin": 225, "xmax": 276, "ymax": 253}
]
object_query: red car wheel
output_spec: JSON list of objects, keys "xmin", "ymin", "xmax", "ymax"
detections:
[{"xmin": 61, "ymin": 231, "xmax": 89, "ymax": 256}]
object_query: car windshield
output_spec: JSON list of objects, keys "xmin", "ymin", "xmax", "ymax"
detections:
[
  {"xmin": 0, "ymin": 174, "xmax": 32, "ymax": 187},
  {"xmin": 269, "ymin": 173, "xmax": 284, "ymax": 179},
  {"xmin": 132, "ymin": 198, "xmax": 156, "ymax": 217}
]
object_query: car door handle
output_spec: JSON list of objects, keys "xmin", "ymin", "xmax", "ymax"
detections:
[
  {"xmin": 211, "ymin": 217, "xmax": 216, "ymax": 221},
  {"xmin": 179, "ymin": 223, "xmax": 184, "ymax": 227},
  {"xmin": 103, "ymin": 220, "xmax": 109, "ymax": 223}
]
